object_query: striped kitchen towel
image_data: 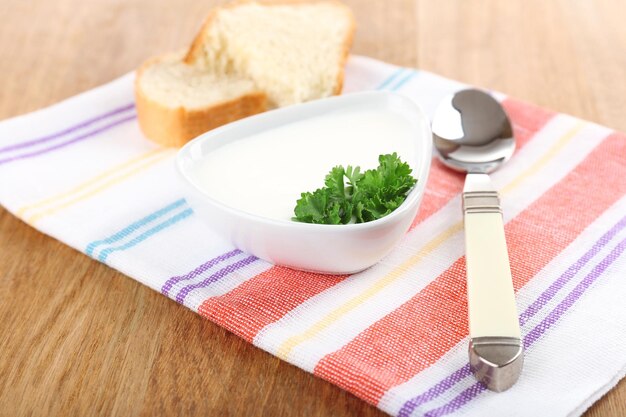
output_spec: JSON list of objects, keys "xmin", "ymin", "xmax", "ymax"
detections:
[{"xmin": 1, "ymin": 55, "xmax": 625, "ymax": 417}]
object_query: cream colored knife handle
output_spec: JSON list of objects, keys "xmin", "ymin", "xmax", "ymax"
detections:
[{"xmin": 463, "ymin": 173, "xmax": 523, "ymax": 392}]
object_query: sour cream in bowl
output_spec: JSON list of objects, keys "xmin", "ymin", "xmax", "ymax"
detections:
[{"xmin": 176, "ymin": 91, "xmax": 432, "ymax": 274}]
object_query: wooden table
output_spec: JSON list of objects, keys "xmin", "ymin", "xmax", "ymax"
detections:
[{"xmin": 1, "ymin": 0, "xmax": 625, "ymax": 415}]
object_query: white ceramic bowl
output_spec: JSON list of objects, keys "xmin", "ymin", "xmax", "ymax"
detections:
[{"xmin": 176, "ymin": 91, "xmax": 432, "ymax": 274}]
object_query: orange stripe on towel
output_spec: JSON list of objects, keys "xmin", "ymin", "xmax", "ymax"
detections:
[{"xmin": 198, "ymin": 267, "xmax": 347, "ymax": 342}]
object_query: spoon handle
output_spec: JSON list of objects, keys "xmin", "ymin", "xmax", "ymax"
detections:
[{"xmin": 462, "ymin": 173, "xmax": 523, "ymax": 392}]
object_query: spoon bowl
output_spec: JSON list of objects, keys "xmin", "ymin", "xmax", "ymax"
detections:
[{"xmin": 433, "ymin": 89, "xmax": 515, "ymax": 174}]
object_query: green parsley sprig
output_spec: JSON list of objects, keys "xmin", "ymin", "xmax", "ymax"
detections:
[{"xmin": 293, "ymin": 153, "xmax": 417, "ymax": 224}]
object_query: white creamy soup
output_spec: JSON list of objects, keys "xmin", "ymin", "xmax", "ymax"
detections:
[{"xmin": 191, "ymin": 109, "xmax": 418, "ymax": 221}]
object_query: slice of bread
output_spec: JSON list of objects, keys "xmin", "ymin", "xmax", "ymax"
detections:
[
  {"xmin": 136, "ymin": 53, "xmax": 267, "ymax": 147},
  {"xmin": 135, "ymin": 0, "xmax": 355, "ymax": 147}
]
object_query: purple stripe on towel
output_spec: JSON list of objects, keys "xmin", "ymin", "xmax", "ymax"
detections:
[
  {"xmin": 175, "ymin": 255, "xmax": 258, "ymax": 305},
  {"xmin": 423, "ymin": 382, "xmax": 486, "ymax": 417},
  {"xmin": 397, "ymin": 366, "xmax": 472, "ymax": 417},
  {"xmin": 523, "ymin": 236, "xmax": 626, "ymax": 346},
  {"xmin": 519, "ymin": 214, "xmax": 626, "ymax": 326},
  {"xmin": 0, "ymin": 103, "xmax": 135, "ymax": 154},
  {"xmin": 161, "ymin": 249, "xmax": 242, "ymax": 296},
  {"xmin": 0, "ymin": 113, "xmax": 136, "ymax": 165}
]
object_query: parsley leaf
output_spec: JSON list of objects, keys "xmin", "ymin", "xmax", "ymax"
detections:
[{"xmin": 293, "ymin": 153, "xmax": 417, "ymax": 224}]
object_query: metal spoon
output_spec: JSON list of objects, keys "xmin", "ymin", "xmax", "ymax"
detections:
[{"xmin": 432, "ymin": 89, "xmax": 523, "ymax": 392}]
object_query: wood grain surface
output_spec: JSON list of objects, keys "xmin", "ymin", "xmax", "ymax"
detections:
[{"xmin": 1, "ymin": 0, "xmax": 625, "ymax": 416}]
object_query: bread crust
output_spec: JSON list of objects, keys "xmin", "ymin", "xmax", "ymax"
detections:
[
  {"xmin": 184, "ymin": 0, "xmax": 355, "ymax": 95},
  {"xmin": 135, "ymin": 57, "xmax": 267, "ymax": 148}
]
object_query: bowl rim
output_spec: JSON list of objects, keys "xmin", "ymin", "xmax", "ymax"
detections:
[{"xmin": 176, "ymin": 91, "xmax": 433, "ymax": 232}]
